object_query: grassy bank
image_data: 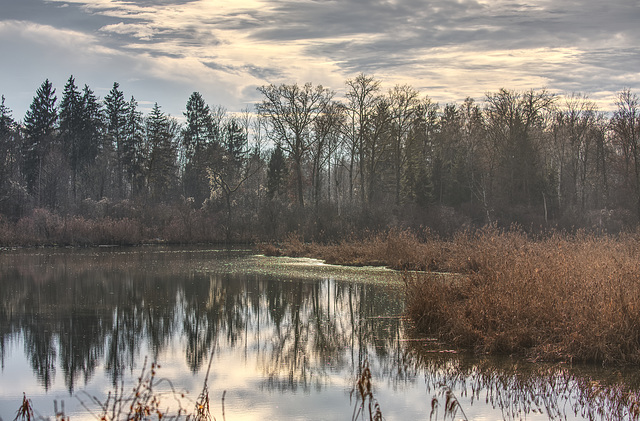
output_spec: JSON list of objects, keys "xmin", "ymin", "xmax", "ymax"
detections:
[{"xmin": 264, "ymin": 227, "xmax": 640, "ymax": 365}]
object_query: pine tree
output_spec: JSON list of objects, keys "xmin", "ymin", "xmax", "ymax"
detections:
[
  {"xmin": 78, "ymin": 84, "xmax": 104, "ymax": 199},
  {"xmin": 182, "ymin": 92, "xmax": 214, "ymax": 159},
  {"xmin": 123, "ymin": 96, "xmax": 144, "ymax": 197},
  {"xmin": 0, "ymin": 95, "xmax": 17, "ymax": 157},
  {"xmin": 80, "ymin": 84, "xmax": 102, "ymax": 164},
  {"xmin": 58, "ymin": 76, "xmax": 84, "ymax": 201},
  {"xmin": 145, "ymin": 103, "xmax": 178, "ymax": 201},
  {"xmin": 23, "ymin": 79, "xmax": 58, "ymax": 203},
  {"xmin": 0, "ymin": 95, "xmax": 24, "ymax": 216},
  {"xmin": 267, "ymin": 142, "xmax": 288, "ymax": 199},
  {"xmin": 182, "ymin": 92, "xmax": 216, "ymax": 206},
  {"xmin": 224, "ymin": 117, "xmax": 247, "ymax": 168},
  {"xmin": 59, "ymin": 77, "xmax": 103, "ymax": 202},
  {"xmin": 104, "ymin": 83, "xmax": 129, "ymax": 199}
]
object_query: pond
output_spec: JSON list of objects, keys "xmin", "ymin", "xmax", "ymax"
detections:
[{"xmin": 0, "ymin": 247, "xmax": 638, "ymax": 420}]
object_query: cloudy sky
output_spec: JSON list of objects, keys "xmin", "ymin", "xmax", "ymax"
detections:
[{"xmin": 1, "ymin": 0, "xmax": 639, "ymax": 120}]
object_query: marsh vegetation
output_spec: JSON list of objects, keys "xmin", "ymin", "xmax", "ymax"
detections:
[{"xmin": 267, "ymin": 226, "xmax": 640, "ymax": 365}]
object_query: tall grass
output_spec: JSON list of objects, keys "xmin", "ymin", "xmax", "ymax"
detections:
[
  {"xmin": 272, "ymin": 226, "xmax": 640, "ymax": 365},
  {"xmin": 405, "ymin": 228, "xmax": 640, "ymax": 364}
]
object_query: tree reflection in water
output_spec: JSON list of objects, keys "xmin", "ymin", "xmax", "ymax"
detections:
[{"xmin": 0, "ymin": 247, "xmax": 639, "ymax": 420}]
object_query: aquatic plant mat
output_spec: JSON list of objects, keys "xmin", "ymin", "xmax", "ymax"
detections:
[{"xmin": 270, "ymin": 227, "xmax": 640, "ymax": 365}]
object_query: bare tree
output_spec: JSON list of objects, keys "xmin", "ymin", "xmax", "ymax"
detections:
[
  {"xmin": 484, "ymin": 88, "xmax": 555, "ymax": 209},
  {"xmin": 388, "ymin": 85, "xmax": 420, "ymax": 204},
  {"xmin": 256, "ymin": 83, "xmax": 333, "ymax": 208},
  {"xmin": 611, "ymin": 89, "xmax": 640, "ymax": 219},
  {"xmin": 552, "ymin": 93, "xmax": 598, "ymax": 213},
  {"xmin": 311, "ymin": 101, "xmax": 345, "ymax": 211},
  {"xmin": 344, "ymin": 74, "xmax": 381, "ymax": 206}
]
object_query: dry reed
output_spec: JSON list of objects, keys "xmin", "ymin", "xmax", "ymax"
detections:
[
  {"xmin": 275, "ymin": 226, "xmax": 640, "ymax": 365},
  {"xmin": 350, "ymin": 360, "xmax": 383, "ymax": 421},
  {"xmin": 406, "ymin": 228, "xmax": 640, "ymax": 364}
]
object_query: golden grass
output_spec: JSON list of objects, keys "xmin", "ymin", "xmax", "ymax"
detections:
[{"xmin": 273, "ymin": 226, "xmax": 640, "ymax": 365}]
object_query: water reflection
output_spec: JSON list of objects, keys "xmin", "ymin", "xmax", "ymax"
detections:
[
  {"xmin": 1, "ymin": 247, "xmax": 639, "ymax": 420},
  {"xmin": 409, "ymin": 347, "xmax": 640, "ymax": 421},
  {"xmin": 0, "ymin": 248, "xmax": 404, "ymax": 395}
]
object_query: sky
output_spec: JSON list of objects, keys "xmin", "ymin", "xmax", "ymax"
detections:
[{"xmin": 1, "ymin": 0, "xmax": 639, "ymax": 121}]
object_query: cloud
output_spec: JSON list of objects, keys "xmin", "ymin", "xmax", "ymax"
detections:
[
  {"xmin": 1, "ymin": 0, "xmax": 638, "ymax": 119},
  {"xmin": 100, "ymin": 22, "xmax": 156, "ymax": 40}
]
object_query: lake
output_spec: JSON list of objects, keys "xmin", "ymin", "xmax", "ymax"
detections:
[{"xmin": 0, "ymin": 247, "xmax": 638, "ymax": 420}]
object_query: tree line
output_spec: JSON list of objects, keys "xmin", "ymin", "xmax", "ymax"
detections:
[{"xmin": 1, "ymin": 75, "xmax": 639, "ymax": 241}]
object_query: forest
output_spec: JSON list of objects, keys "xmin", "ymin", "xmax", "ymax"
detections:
[{"xmin": 0, "ymin": 74, "xmax": 638, "ymax": 244}]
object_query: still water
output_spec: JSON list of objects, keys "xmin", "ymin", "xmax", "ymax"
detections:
[{"xmin": 0, "ymin": 247, "xmax": 638, "ymax": 420}]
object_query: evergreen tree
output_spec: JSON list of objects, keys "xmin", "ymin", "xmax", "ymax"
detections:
[
  {"xmin": 23, "ymin": 79, "xmax": 58, "ymax": 204},
  {"xmin": 267, "ymin": 142, "xmax": 288, "ymax": 199},
  {"xmin": 224, "ymin": 118, "xmax": 247, "ymax": 168},
  {"xmin": 59, "ymin": 77, "xmax": 103, "ymax": 202},
  {"xmin": 0, "ymin": 96, "xmax": 25, "ymax": 216},
  {"xmin": 182, "ymin": 92, "xmax": 216, "ymax": 206},
  {"xmin": 0, "ymin": 95, "xmax": 17, "ymax": 170},
  {"xmin": 123, "ymin": 96, "xmax": 144, "ymax": 197},
  {"xmin": 104, "ymin": 83, "xmax": 128, "ymax": 149},
  {"xmin": 182, "ymin": 92, "xmax": 214, "ymax": 159},
  {"xmin": 78, "ymin": 84, "xmax": 104, "ymax": 200},
  {"xmin": 145, "ymin": 103, "xmax": 178, "ymax": 201},
  {"xmin": 103, "ymin": 82, "xmax": 129, "ymax": 198},
  {"xmin": 80, "ymin": 84, "xmax": 102, "ymax": 160},
  {"xmin": 58, "ymin": 76, "xmax": 83, "ymax": 200}
]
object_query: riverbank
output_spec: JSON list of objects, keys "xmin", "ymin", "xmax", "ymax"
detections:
[{"xmin": 261, "ymin": 227, "xmax": 640, "ymax": 365}]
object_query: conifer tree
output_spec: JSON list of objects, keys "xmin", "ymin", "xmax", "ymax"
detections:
[
  {"xmin": 0, "ymin": 95, "xmax": 24, "ymax": 216},
  {"xmin": 23, "ymin": 79, "xmax": 58, "ymax": 204},
  {"xmin": 182, "ymin": 92, "xmax": 216, "ymax": 206},
  {"xmin": 145, "ymin": 103, "xmax": 178, "ymax": 201},
  {"xmin": 267, "ymin": 142, "xmax": 288, "ymax": 200},
  {"xmin": 58, "ymin": 76, "xmax": 82, "ymax": 200},
  {"xmin": 104, "ymin": 82, "xmax": 129, "ymax": 198},
  {"xmin": 59, "ymin": 77, "xmax": 103, "ymax": 202},
  {"xmin": 224, "ymin": 117, "xmax": 247, "ymax": 168},
  {"xmin": 123, "ymin": 96, "xmax": 144, "ymax": 197}
]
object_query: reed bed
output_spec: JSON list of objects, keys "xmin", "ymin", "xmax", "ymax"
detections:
[{"xmin": 272, "ymin": 227, "xmax": 640, "ymax": 365}]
